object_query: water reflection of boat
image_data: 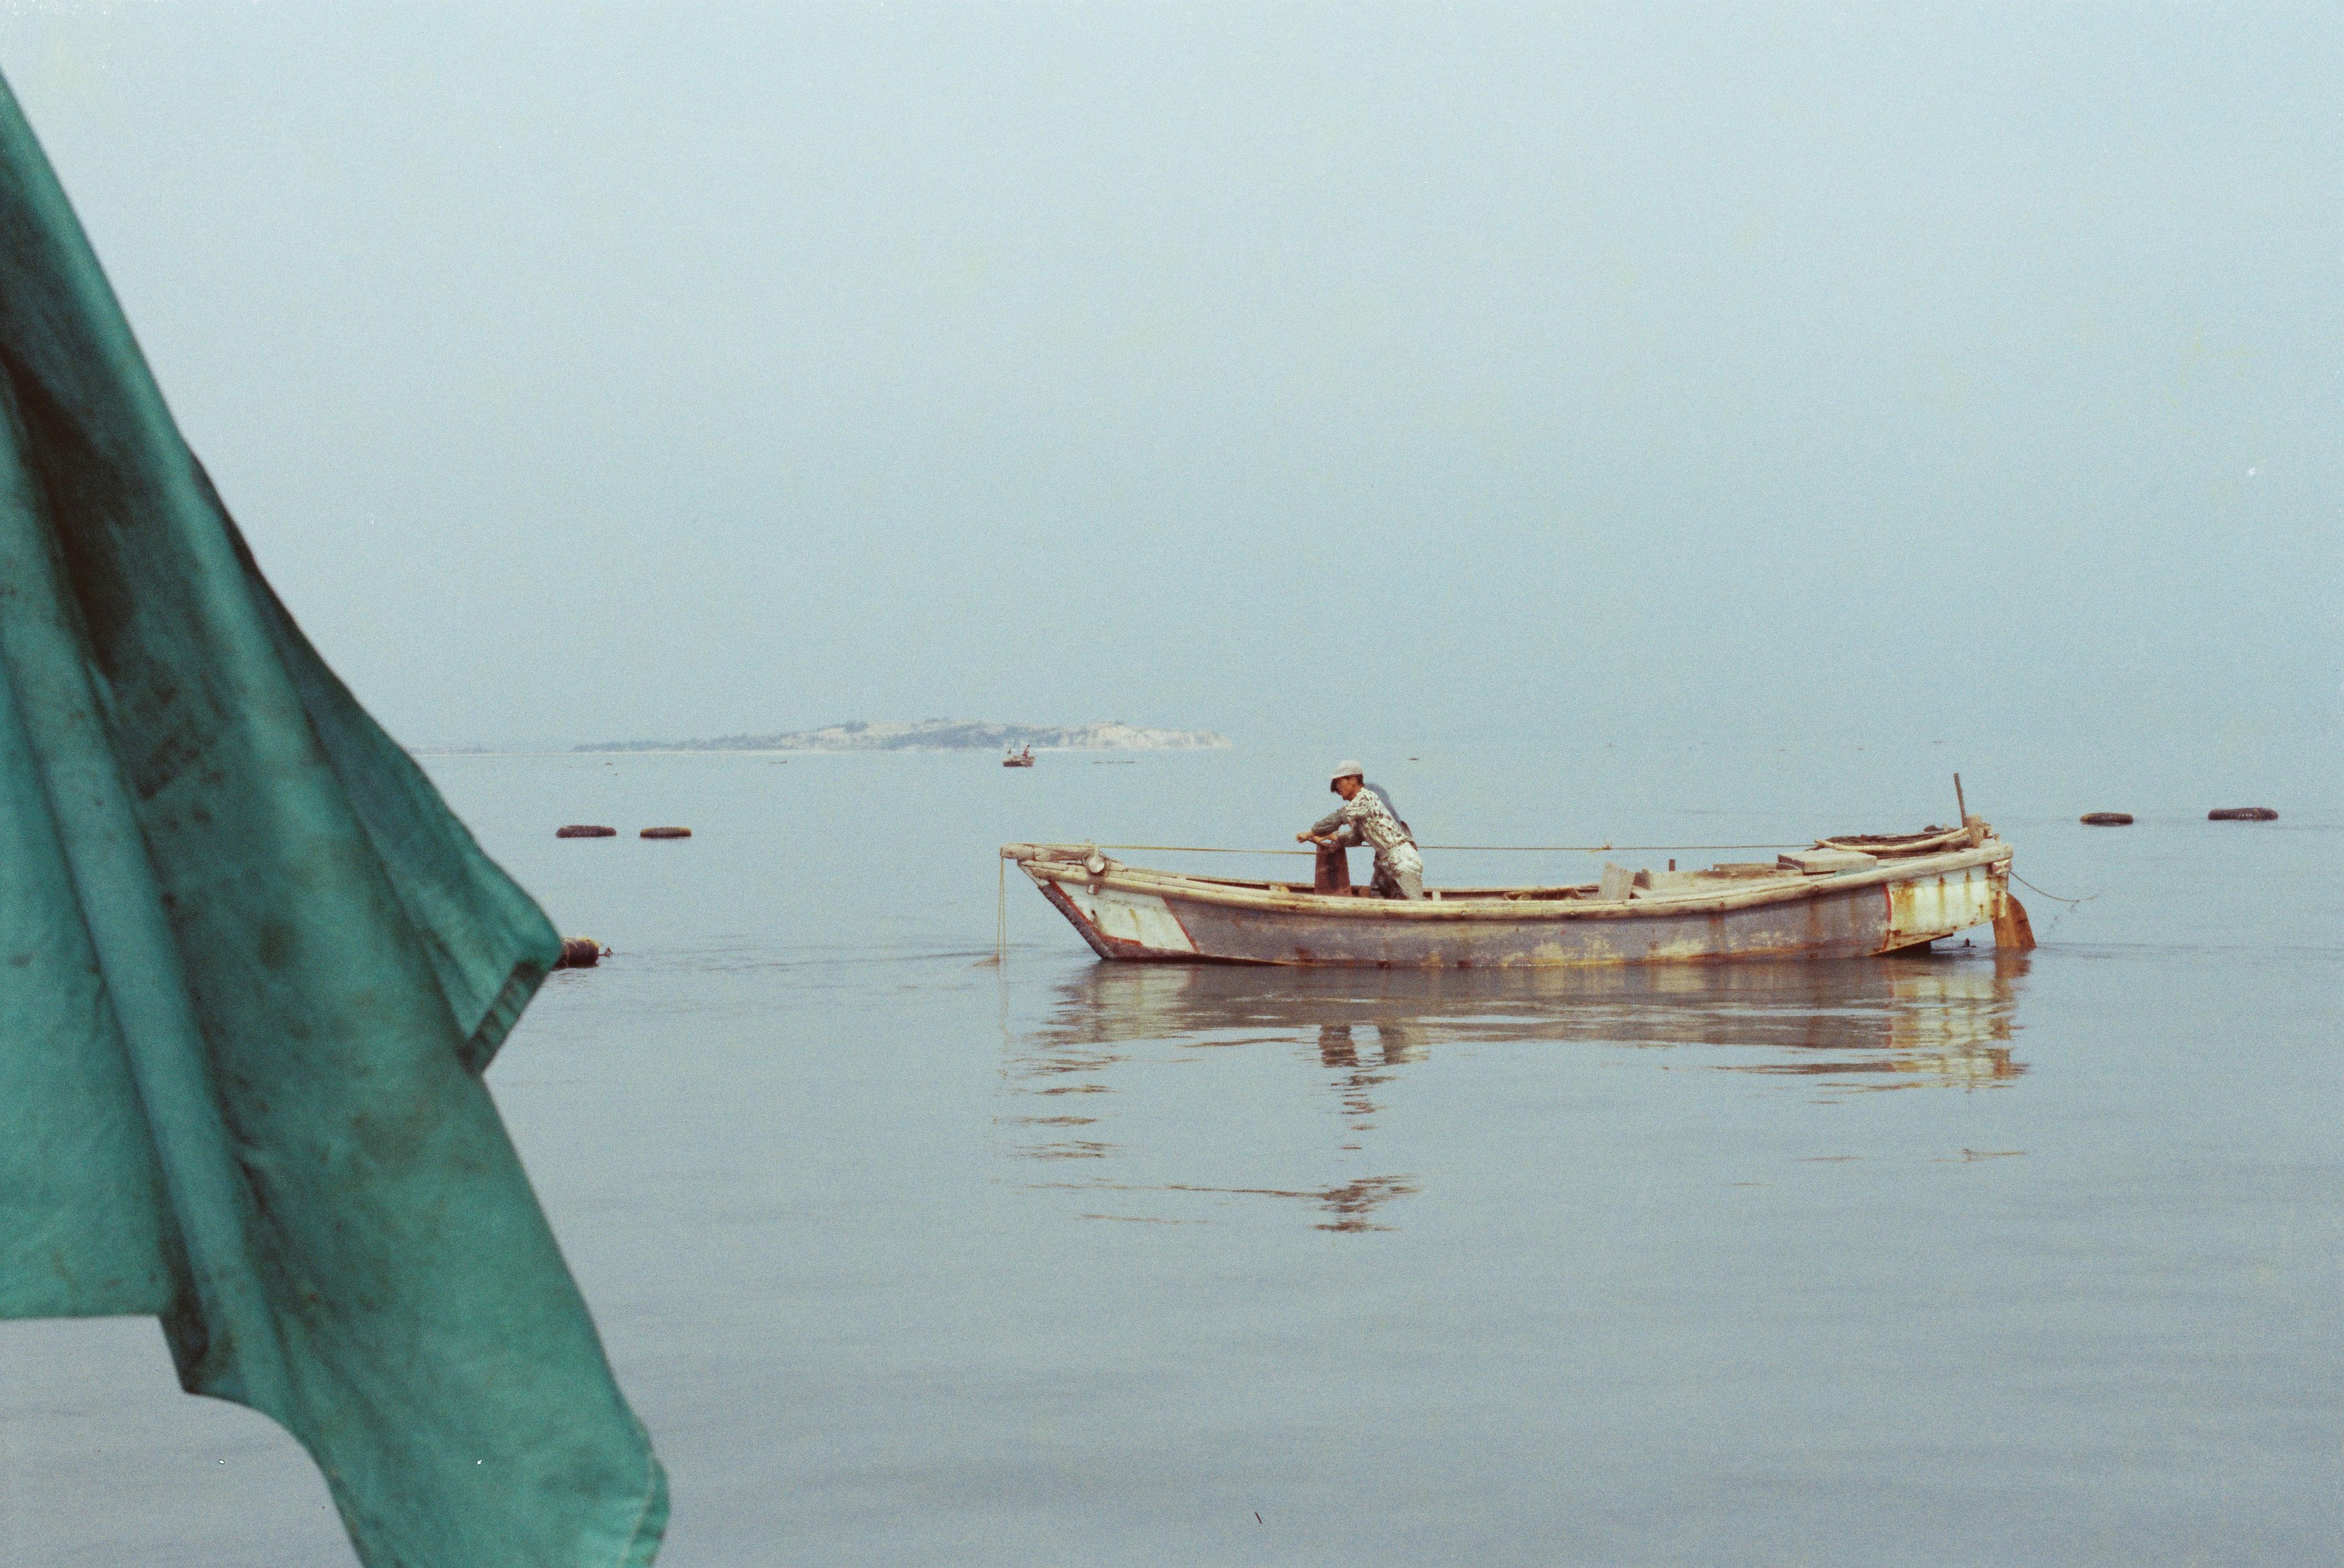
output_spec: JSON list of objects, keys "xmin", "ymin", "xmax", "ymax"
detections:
[
  {"xmin": 997, "ymin": 954, "xmax": 2030, "ymax": 1231},
  {"xmin": 1024, "ymin": 957, "xmax": 2024, "ymax": 1067},
  {"xmin": 1004, "ymin": 823, "xmax": 2031, "ymax": 965}
]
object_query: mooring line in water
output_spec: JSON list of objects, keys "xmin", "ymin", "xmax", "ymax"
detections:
[{"xmin": 2012, "ymin": 871, "xmax": 2093, "ymax": 906}]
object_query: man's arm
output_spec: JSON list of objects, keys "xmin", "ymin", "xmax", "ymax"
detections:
[
  {"xmin": 1308, "ymin": 807, "xmax": 1344, "ymax": 837},
  {"xmin": 1299, "ymin": 803, "xmax": 1364, "ymax": 844}
]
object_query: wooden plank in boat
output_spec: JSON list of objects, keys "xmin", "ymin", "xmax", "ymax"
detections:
[{"xmin": 1779, "ymin": 848, "xmax": 1879, "ymax": 875}]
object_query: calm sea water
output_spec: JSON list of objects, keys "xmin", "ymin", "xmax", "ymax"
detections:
[{"xmin": 4, "ymin": 747, "xmax": 2337, "ymax": 1566}]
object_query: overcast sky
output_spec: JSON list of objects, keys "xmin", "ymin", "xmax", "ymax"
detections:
[{"xmin": 1, "ymin": 3, "xmax": 2333, "ymax": 766}]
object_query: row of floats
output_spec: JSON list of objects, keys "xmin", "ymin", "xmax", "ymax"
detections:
[
  {"xmin": 556, "ymin": 824, "xmax": 691, "ymax": 839},
  {"xmin": 2080, "ymin": 806, "xmax": 2280, "ymax": 826}
]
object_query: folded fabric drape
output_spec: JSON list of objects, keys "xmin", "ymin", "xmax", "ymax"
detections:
[{"xmin": 0, "ymin": 73, "xmax": 665, "ymax": 1568}]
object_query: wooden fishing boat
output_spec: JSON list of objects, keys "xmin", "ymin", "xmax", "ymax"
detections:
[{"xmin": 1002, "ymin": 821, "xmax": 2033, "ymax": 966}]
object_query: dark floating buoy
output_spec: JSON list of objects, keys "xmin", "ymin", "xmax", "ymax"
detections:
[
  {"xmin": 556, "ymin": 824, "xmax": 617, "ymax": 839},
  {"xmin": 554, "ymin": 937, "xmax": 604, "ymax": 969},
  {"xmin": 2208, "ymin": 806, "xmax": 2278, "ymax": 821},
  {"xmin": 2080, "ymin": 812, "xmax": 2134, "ymax": 827},
  {"xmin": 639, "ymin": 826, "xmax": 692, "ymax": 839}
]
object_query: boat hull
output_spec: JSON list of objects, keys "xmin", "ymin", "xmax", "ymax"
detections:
[{"xmin": 1012, "ymin": 841, "xmax": 2016, "ymax": 967}]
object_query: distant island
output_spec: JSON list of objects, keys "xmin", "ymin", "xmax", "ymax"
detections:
[{"xmin": 574, "ymin": 719, "xmax": 1231, "ymax": 754}]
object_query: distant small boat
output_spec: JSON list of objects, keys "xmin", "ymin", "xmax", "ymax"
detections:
[
  {"xmin": 1002, "ymin": 746, "xmax": 1035, "ymax": 768},
  {"xmin": 1003, "ymin": 822, "xmax": 2031, "ymax": 966}
]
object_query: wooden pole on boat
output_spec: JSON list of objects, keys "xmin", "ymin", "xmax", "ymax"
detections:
[{"xmin": 1954, "ymin": 772, "xmax": 1967, "ymax": 825}]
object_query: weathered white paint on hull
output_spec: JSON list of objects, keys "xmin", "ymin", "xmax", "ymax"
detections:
[
  {"xmin": 1884, "ymin": 862, "xmax": 1998, "ymax": 950},
  {"xmin": 1046, "ymin": 880, "xmax": 1200, "ymax": 958}
]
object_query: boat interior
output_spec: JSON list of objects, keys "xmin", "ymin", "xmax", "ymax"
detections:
[
  {"xmin": 1180, "ymin": 864, "xmax": 1790, "ymax": 903},
  {"xmin": 1022, "ymin": 824, "xmax": 1982, "ymax": 904}
]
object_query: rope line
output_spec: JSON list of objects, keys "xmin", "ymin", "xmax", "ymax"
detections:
[
  {"xmin": 2012, "ymin": 871, "xmax": 2093, "ymax": 907},
  {"xmin": 1088, "ymin": 844, "xmax": 1311, "ymax": 855},
  {"xmin": 1089, "ymin": 841, "xmax": 1804, "ymax": 856},
  {"xmin": 1037, "ymin": 842, "xmax": 2086, "ymax": 904},
  {"xmin": 1425, "ymin": 843, "xmax": 1801, "ymax": 853}
]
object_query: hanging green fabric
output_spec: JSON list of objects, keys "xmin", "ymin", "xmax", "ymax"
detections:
[{"xmin": 0, "ymin": 75, "xmax": 665, "ymax": 1567}]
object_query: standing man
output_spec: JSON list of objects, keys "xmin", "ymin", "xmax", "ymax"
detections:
[{"xmin": 1298, "ymin": 761, "xmax": 1425, "ymax": 899}]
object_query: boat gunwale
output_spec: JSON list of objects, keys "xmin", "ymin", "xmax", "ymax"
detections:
[{"xmin": 1005, "ymin": 839, "xmax": 2012, "ymax": 922}]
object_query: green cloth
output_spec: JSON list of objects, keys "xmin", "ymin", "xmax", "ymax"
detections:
[{"xmin": 0, "ymin": 75, "xmax": 665, "ymax": 1567}]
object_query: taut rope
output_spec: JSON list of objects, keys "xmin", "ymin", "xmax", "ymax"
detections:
[{"xmin": 1088, "ymin": 841, "xmax": 1805, "ymax": 856}]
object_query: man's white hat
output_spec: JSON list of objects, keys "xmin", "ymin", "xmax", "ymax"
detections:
[{"xmin": 1329, "ymin": 759, "xmax": 1365, "ymax": 786}]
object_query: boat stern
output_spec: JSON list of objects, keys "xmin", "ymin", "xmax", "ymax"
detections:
[{"xmin": 1879, "ymin": 835, "xmax": 2019, "ymax": 952}]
